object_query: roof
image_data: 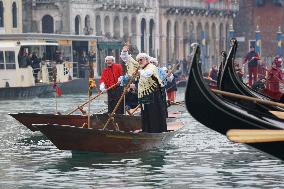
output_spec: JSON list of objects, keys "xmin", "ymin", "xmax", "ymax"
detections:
[{"xmin": 0, "ymin": 33, "xmax": 101, "ymax": 41}]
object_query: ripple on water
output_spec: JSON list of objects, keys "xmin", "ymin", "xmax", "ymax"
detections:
[{"xmin": 0, "ymin": 89, "xmax": 284, "ymax": 188}]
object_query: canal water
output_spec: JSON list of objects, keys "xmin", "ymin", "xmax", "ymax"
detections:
[{"xmin": 0, "ymin": 88, "xmax": 284, "ymax": 188}]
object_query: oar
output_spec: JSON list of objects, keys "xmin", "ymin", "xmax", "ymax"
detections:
[
  {"xmin": 269, "ymin": 111, "xmax": 284, "ymax": 119},
  {"xmin": 130, "ymin": 104, "xmax": 141, "ymax": 115},
  {"xmin": 102, "ymin": 68, "xmax": 139, "ymax": 130},
  {"xmin": 212, "ymin": 89, "xmax": 284, "ymax": 109},
  {"xmin": 227, "ymin": 129, "xmax": 284, "ymax": 143},
  {"xmin": 67, "ymin": 82, "xmax": 119, "ymax": 115}
]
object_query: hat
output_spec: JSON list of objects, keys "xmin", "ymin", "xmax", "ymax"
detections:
[
  {"xmin": 105, "ymin": 56, "xmax": 115, "ymax": 62},
  {"xmin": 136, "ymin": 53, "xmax": 150, "ymax": 61}
]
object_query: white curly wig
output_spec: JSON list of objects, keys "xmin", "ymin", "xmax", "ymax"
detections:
[
  {"xmin": 136, "ymin": 53, "xmax": 150, "ymax": 62},
  {"xmin": 105, "ymin": 56, "xmax": 115, "ymax": 62},
  {"xmin": 149, "ymin": 57, "xmax": 158, "ymax": 66}
]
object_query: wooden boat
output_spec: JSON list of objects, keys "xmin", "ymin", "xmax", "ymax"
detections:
[
  {"xmin": 31, "ymin": 118, "xmax": 183, "ymax": 153},
  {"xmin": 219, "ymin": 38, "xmax": 284, "ymax": 113},
  {"xmin": 9, "ymin": 113, "xmax": 142, "ymax": 132},
  {"xmin": 9, "ymin": 108, "xmax": 181, "ymax": 132},
  {"xmin": 185, "ymin": 44, "xmax": 284, "ymax": 159}
]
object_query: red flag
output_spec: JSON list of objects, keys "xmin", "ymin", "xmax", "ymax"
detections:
[
  {"xmin": 53, "ymin": 83, "xmax": 62, "ymax": 97},
  {"xmin": 204, "ymin": 0, "xmax": 218, "ymax": 3},
  {"xmin": 56, "ymin": 86, "xmax": 62, "ymax": 97}
]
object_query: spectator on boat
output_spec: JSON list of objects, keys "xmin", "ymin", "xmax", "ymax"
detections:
[
  {"xmin": 78, "ymin": 51, "xmax": 89, "ymax": 78},
  {"xmin": 19, "ymin": 52, "xmax": 28, "ymax": 68},
  {"xmin": 125, "ymin": 83, "xmax": 138, "ymax": 110},
  {"xmin": 165, "ymin": 68, "xmax": 178, "ymax": 105},
  {"xmin": 26, "ymin": 53, "xmax": 33, "ymax": 67},
  {"xmin": 31, "ymin": 52, "xmax": 41, "ymax": 83},
  {"xmin": 208, "ymin": 64, "xmax": 218, "ymax": 81},
  {"xmin": 266, "ymin": 57, "xmax": 283, "ymax": 93},
  {"xmin": 234, "ymin": 63, "xmax": 244, "ymax": 81},
  {"xmin": 99, "ymin": 56, "xmax": 124, "ymax": 114},
  {"xmin": 258, "ymin": 60, "xmax": 267, "ymax": 80},
  {"xmin": 121, "ymin": 46, "xmax": 167, "ymax": 133},
  {"xmin": 150, "ymin": 57, "xmax": 168, "ymax": 117},
  {"xmin": 243, "ymin": 46, "xmax": 260, "ymax": 86}
]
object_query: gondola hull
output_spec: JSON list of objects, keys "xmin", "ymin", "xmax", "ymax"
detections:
[
  {"xmin": 185, "ymin": 45, "xmax": 284, "ymax": 159},
  {"xmin": 33, "ymin": 121, "xmax": 183, "ymax": 153}
]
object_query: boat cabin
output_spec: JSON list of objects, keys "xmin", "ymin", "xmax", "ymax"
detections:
[{"xmin": 0, "ymin": 33, "xmax": 99, "ymax": 88}]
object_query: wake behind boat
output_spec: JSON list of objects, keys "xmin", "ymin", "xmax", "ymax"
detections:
[{"xmin": 185, "ymin": 44, "xmax": 284, "ymax": 160}]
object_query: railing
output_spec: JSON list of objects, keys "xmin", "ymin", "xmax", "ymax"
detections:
[{"xmin": 160, "ymin": 0, "xmax": 239, "ymax": 11}]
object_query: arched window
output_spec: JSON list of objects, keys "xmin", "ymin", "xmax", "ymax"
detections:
[
  {"xmin": 42, "ymin": 15, "xmax": 54, "ymax": 33},
  {"xmin": 141, "ymin": 18, "xmax": 146, "ymax": 52},
  {"xmin": 75, "ymin": 15, "xmax": 80, "ymax": 35},
  {"xmin": 0, "ymin": 1, "xmax": 3, "ymax": 27},
  {"xmin": 12, "ymin": 2, "xmax": 17, "ymax": 28}
]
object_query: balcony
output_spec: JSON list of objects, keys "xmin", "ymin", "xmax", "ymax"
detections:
[{"xmin": 160, "ymin": 0, "xmax": 239, "ymax": 12}]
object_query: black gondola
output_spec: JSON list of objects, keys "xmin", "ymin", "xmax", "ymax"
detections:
[
  {"xmin": 219, "ymin": 38, "xmax": 284, "ymax": 114},
  {"xmin": 185, "ymin": 44, "xmax": 284, "ymax": 160}
]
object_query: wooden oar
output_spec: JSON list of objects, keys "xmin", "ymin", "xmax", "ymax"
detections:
[
  {"xmin": 212, "ymin": 89, "xmax": 284, "ymax": 109},
  {"xmin": 130, "ymin": 104, "xmax": 141, "ymax": 115},
  {"xmin": 269, "ymin": 111, "xmax": 284, "ymax": 119},
  {"xmin": 227, "ymin": 129, "xmax": 284, "ymax": 143},
  {"xmin": 67, "ymin": 82, "xmax": 119, "ymax": 115}
]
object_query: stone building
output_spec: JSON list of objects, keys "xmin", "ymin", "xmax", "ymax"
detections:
[
  {"xmin": 234, "ymin": 0, "xmax": 284, "ymax": 60},
  {"xmin": 22, "ymin": 0, "xmax": 238, "ymax": 74},
  {"xmin": 0, "ymin": 0, "xmax": 22, "ymax": 34}
]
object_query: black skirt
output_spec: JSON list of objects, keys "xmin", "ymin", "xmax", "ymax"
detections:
[
  {"xmin": 140, "ymin": 90, "xmax": 167, "ymax": 133},
  {"xmin": 107, "ymin": 86, "xmax": 124, "ymax": 114}
]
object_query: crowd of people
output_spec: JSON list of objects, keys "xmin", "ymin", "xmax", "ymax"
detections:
[
  {"xmin": 99, "ymin": 46, "xmax": 183, "ymax": 133},
  {"xmin": 241, "ymin": 46, "xmax": 284, "ymax": 97}
]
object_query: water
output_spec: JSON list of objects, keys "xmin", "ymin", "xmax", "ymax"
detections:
[{"xmin": 1, "ymin": 88, "xmax": 284, "ymax": 189}]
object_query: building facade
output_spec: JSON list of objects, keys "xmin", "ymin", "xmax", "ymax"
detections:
[
  {"xmin": 0, "ymin": 0, "xmax": 22, "ymax": 34},
  {"xmin": 22, "ymin": 0, "xmax": 238, "ymax": 74},
  {"xmin": 234, "ymin": 0, "xmax": 284, "ymax": 60}
]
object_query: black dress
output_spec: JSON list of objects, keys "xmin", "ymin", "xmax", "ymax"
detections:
[{"xmin": 140, "ymin": 89, "xmax": 167, "ymax": 133}]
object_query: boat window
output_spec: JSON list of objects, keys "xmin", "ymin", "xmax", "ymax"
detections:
[
  {"xmin": 0, "ymin": 51, "xmax": 4, "ymax": 69},
  {"xmin": 5, "ymin": 51, "xmax": 16, "ymax": 69}
]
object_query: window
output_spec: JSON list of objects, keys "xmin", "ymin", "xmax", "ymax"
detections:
[
  {"xmin": 0, "ymin": 1, "xmax": 3, "ymax": 27},
  {"xmin": 5, "ymin": 51, "xmax": 16, "ymax": 69},
  {"xmin": 12, "ymin": 2, "xmax": 17, "ymax": 28},
  {"xmin": 0, "ymin": 51, "xmax": 4, "ymax": 69},
  {"xmin": 255, "ymin": 0, "xmax": 265, "ymax": 6}
]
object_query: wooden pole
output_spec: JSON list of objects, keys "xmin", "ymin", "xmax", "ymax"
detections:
[
  {"xmin": 87, "ymin": 95, "xmax": 91, "ymax": 128},
  {"xmin": 212, "ymin": 89, "xmax": 284, "ymax": 109},
  {"xmin": 227, "ymin": 129, "xmax": 284, "ymax": 143},
  {"xmin": 131, "ymin": 104, "xmax": 141, "ymax": 115},
  {"xmin": 67, "ymin": 82, "xmax": 118, "ymax": 115}
]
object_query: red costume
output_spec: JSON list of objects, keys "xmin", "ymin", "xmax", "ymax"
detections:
[
  {"xmin": 100, "ymin": 63, "xmax": 124, "ymax": 114},
  {"xmin": 267, "ymin": 67, "xmax": 282, "ymax": 93},
  {"xmin": 257, "ymin": 62, "xmax": 266, "ymax": 80},
  {"xmin": 243, "ymin": 50, "xmax": 260, "ymax": 86},
  {"xmin": 100, "ymin": 63, "xmax": 123, "ymax": 87}
]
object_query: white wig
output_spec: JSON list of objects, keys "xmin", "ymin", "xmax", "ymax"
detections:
[
  {"xmin": 136, "ymin": 53, "xmax": 150, "ymax": 61},
  {"xmin": 162, "ymin": 66, "xmax": 168, "ymax": 72},
  {"xmin": 149, "ymin": 57, "xmax": 158, "ymax": 65},
  {"xmin": 105, "ymin": 56, "xmax": 115, "ymax": 62}
]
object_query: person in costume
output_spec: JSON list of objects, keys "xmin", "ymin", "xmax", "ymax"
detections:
[
  {"xmin": 99, "ymin": 56, "xmax": 124, "ymax": 114},
  {"xmin": 120, "ymin": 47, "xmax": 167, "ymax": 133}
]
